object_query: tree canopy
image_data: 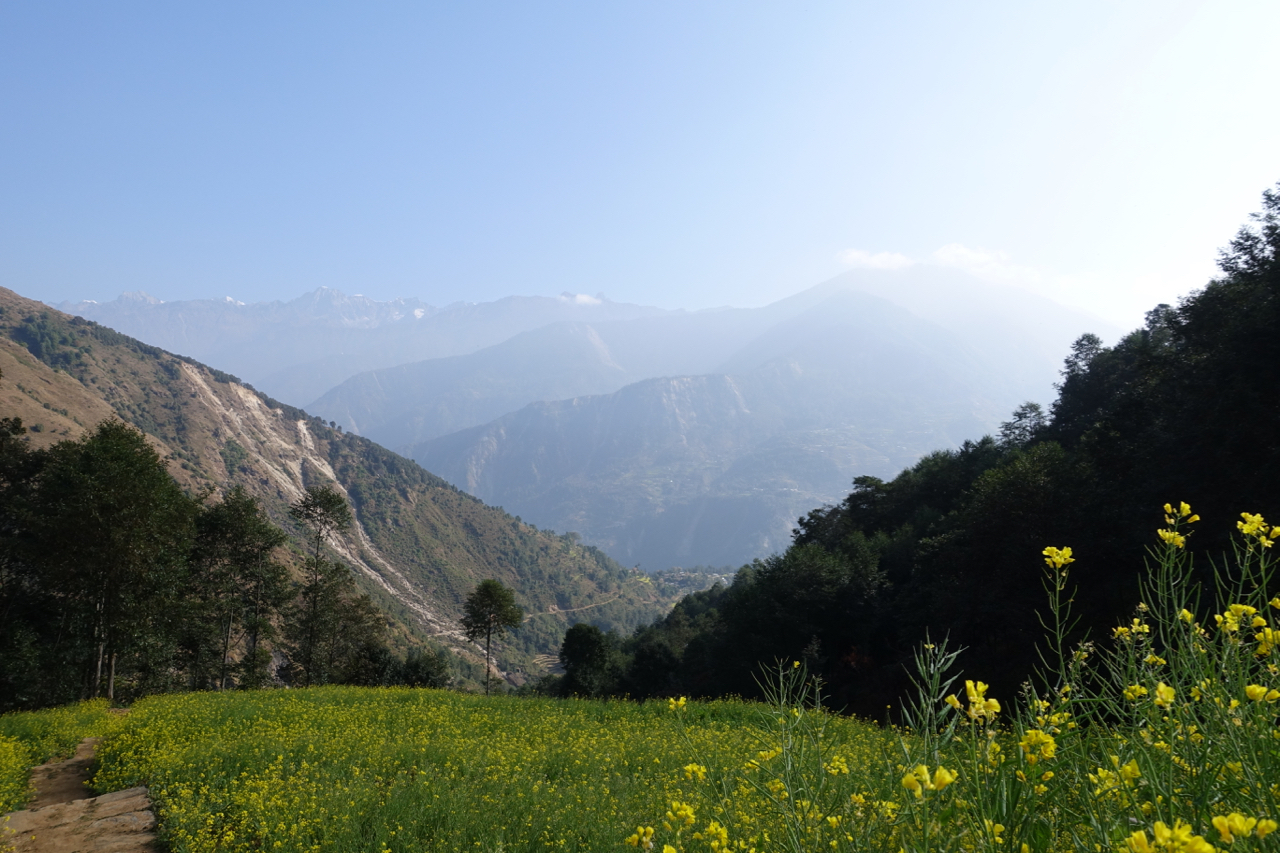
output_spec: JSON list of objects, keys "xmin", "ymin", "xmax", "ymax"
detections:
[{"xmin": 461, "ymin": 579, "xmax": 523, "ymax": 694}]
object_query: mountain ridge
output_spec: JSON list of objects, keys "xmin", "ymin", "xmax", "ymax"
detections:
[
  {"xmin": 2, "ymin": 287, "xmax": 683, "ymax": 684},
  {"xmin": 59, "ymin": 289, "xmax": 669, "ymax": 404},
  {"xmin": 412, "ymin": 290, "xmax": 1006, "ymax": 568}
]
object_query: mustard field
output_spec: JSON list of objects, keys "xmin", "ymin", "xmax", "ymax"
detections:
[
  {"xmin": 3, "ymin": 507, "xmax": 1279, "ymax": 853},
  {"xmin": 85, "ymin": 686, "xmax": 885, "ymax": 853}
]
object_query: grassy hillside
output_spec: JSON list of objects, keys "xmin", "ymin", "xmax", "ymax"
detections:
[{"xmin": 0, "ymin": 287, "xmax": 682, "ymax": 684}]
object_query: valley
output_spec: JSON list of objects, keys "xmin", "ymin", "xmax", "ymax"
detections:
[{"xmin": 60, "ymin": 268, "xmax": 1118, "ymax": 569}]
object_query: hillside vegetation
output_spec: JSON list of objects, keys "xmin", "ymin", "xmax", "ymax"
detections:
[
  {"xmin": 551, "ymin": 183, "xmax": 1280, "ymax": 718},
  {"xmin": 0, "ymin": 287, "xmax": 684, "ymax": 704}
]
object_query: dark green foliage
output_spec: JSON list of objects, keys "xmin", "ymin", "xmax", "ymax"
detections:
[
  {"xmin": 23, "ymin": 421, "xmax": 199, "ymax": 701},
  {"xmin": 0, "ymin": 420, "xmax": 197, "ymax": 706},
  {"xmin": 0, "ymin": 419, "xmax": 404, "ymax": 709},
  {"xmin": 558, "ymin": 623, "xmax": 624, "ymax": 697},
  {"xmin": 283, "ymin": 486, "xmax": 387, "ymax": 687},
  {"xmin": 607, "ymin": 182, "xmax": 1280, "ymax": 717},
  {"xmin": 461, "ymin": 579, "xmax": 524, "ymax": 694},
  {"xmin": 181, "ymin": 486, "xmax": 290, "ymax": 690},
  {"xmin": 14, "ymin": 313, "xmax": 91, "ymax": 371},
  {"xmin": 290, "ymin": 485, "xmax": 354, "ymax": 561},
  {"xmin": 394, "ymin": 647, "xmax": 453, "ymax": 688},
  {"xmin": 219, "ymin": 439, "xmax": 248, "ymax": 474}
]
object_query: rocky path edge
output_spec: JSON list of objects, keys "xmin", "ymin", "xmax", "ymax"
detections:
[{"xmin": 1, "ymin": 738, "xmax": 160, "ymax": 853}]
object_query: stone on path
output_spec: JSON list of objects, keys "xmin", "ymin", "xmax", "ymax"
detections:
[{"xmin": 1, "ymin": 738, "xmax": 160, "ymax": 853}]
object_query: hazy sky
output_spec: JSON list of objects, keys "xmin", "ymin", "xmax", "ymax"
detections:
[{"xmin": 3, "ymin": 1, "xmax": 1277, "ymax": 331}]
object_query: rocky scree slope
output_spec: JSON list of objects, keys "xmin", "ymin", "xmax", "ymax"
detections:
[{"xmin": 0, "ymin": 287, "xmax": 677, "ymax": 683}]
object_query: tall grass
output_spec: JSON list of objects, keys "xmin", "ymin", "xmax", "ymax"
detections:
[{"xmin": 647, "ymin": 505, "xmax": 1280, "ymax": 852}]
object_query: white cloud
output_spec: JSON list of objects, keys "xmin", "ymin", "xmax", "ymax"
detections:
[
  {"xmin": 837, "ymin": 248, "xmax": 915, "ymax": 269},
  {"xmin": 929, "ymin": 243, "xmax": 1140, "ymax": 330},
  {"xmin": 558, "ymin": 292, "xmax": 602, "ymax": 305},
  {"xmin": 931, "ymin": 243, "xmax": 1045, "ymax": 286}
]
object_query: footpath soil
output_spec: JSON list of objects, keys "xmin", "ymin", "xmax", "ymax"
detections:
[{"xmin": 1, "ymin": 738, "xmax": 159, "ymax": 853}]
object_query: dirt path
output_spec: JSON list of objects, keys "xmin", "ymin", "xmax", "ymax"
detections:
[{"xmin": 1, "ymin": 738, "xmax": 159, "ymax": 853}]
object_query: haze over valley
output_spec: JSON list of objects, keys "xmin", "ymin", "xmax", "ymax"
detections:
[
  {"xmin": 6, "ymin": 0, "xmax": 1277, "ymax": 715},
  {"xmin": 62, "ymin": 266, "xmax": 1118, "ymax": 568}
]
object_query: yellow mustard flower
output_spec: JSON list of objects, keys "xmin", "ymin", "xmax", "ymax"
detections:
[
  {"xmin": 626, "ymin": 826, "xmax": 656, "ymax": 849},
  {"xmin": 1212, "ymin": 813, "xmax": 1258, "ymax": 843},
  {"xmin": 1126, "ymin": 829, "xmax": 1154, "ymax": 852},
  {"xmin": 900, "ymin": 764, "xmax": 954, "ymax": 798},
  {"xmin": 1255, "ymin": 637, "xmax": 1279, "ymax": 659},
  {"xmin": 932, "ymin": 766, "xmax": 956, "ymax": 790},
  {"xmin": 1042, "ymin": 546, "xmax": 1074, "ymax": 569},
  {"xmin": 1154, "ymin": 682, "xmax": 1176, "ymax": 709},
  {"xmin": 683, "ymin": 763, "xmax": 707, "ymax": 782},
  {"xmin": 668, "ymin": 801, "xmax": 697, "ymax": 828},
  {"xmin": 1124, "ymin": 685, "xmax": 1149, "ymax": 701},
  {"xmin": 1245, "ymin": 684, "xmax": 1280, "ymax": 702},
  {"xmin": 963, "ymin": 680, "xmax": 1000, "ymax": 721},
  {"xmin": 693, "ymin": 820, "xmax": 729, "ymax": 851},
  {"xmin": 1157, "ymin": 529, "xmax": 1186, "ymax": 548},
  {"xmin": 1018, "ymin": 729, "xmax": 1056, "ymax": 765},
  {"xmin": 824, "ymin": 755, "xmax": 849, "ymax": 776},
  {"xmin": 1239, "ymin": 512, "xmax": 1270, "ymax": 537},
  {"xmin": 1164, "ymin": 501, "xmax": 1197, "ymax": 520}
]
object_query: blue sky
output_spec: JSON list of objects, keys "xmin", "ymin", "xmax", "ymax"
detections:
[{"xmin": 2, "ymin": 1, "xmax": 1278, "ymax": 330}]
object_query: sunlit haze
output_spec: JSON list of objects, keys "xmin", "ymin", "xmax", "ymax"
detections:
[{"xmin": 3, "ymin": 1, "xmax": 1278, "ymax": 333}]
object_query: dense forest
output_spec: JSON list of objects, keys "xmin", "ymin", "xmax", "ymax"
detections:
[
  {"xmin": 0, "ymin": 416, "xmax": 450, "ymax": 711},
  {"xmin": 553, "ymin": 184, "xmax": 1280, "ymax": 718}
]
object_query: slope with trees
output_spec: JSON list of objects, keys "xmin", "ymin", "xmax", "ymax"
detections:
[
  {"xmin": 0, "ymin": 287, "xmax": 684, "ymax": 700},
  {"xmin": 562, "ymin": 182, "xmax": 1280, "ymax": 717}
]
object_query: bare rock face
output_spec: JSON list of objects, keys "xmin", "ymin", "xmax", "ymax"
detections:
[{"xmin": 1, "ymin": 739, "xmax": 159, "ymax": 853}]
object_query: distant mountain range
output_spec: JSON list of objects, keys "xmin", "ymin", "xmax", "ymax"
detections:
[
  {"xmin": 5, "ymin": 288, "xmax": 682, "ymax": 684},
  {"xmin": 413, "ymin": 289, "xmax": 1009, "ymax": 568},
  {"xmin": 58, "ymin": 269, "xmax": 1119, "ymax": 569},
  {"xmin": 60, "ymin": 289, "xmax": 665, "ymax": 405}
]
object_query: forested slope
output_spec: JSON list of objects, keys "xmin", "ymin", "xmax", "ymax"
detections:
[
  {"xmin": 0, "ymin": 287, "xmax": 681, "ymax": 694},
  {"xmin": 576, "ymin": 184, "xmax": 1280, "ymax": 717}
]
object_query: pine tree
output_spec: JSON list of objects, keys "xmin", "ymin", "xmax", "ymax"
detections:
[{"xmin": 461, "ymin": 579, "xmax": 523, "ymax": 695}]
